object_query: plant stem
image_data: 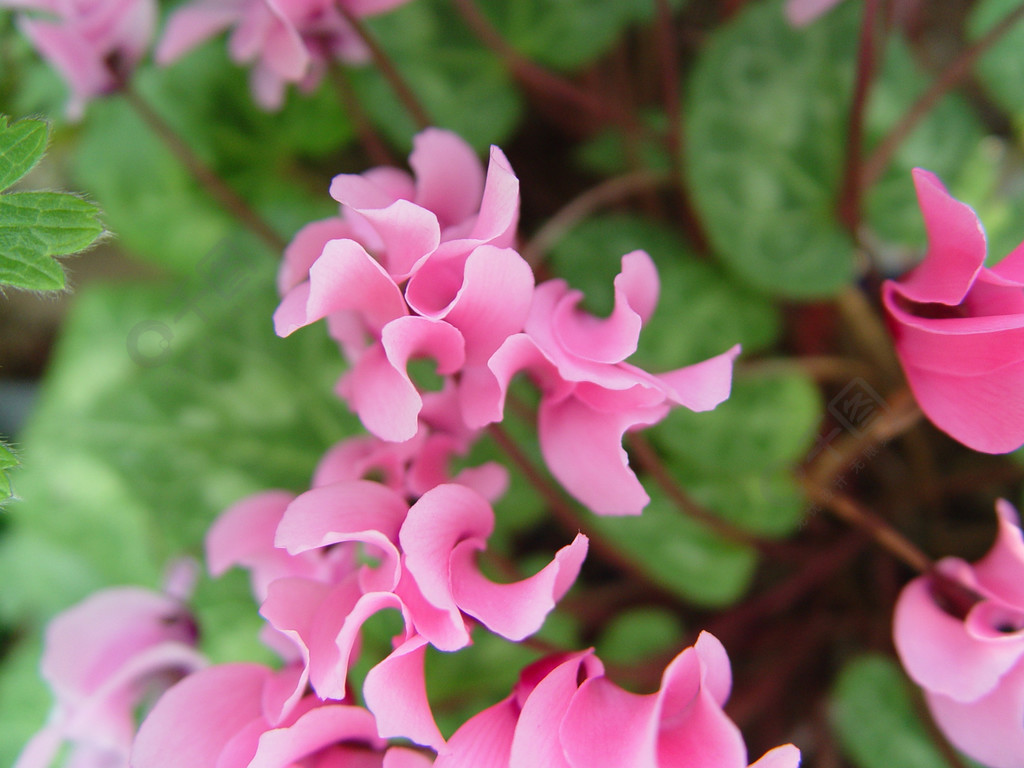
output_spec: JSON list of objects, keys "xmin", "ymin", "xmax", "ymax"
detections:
[
  {"xmin": 837, "ymin": 0, "xmax": 882, "ymax": 234},
  {"xmin": 451, "ymin": 0, "xmax": 629, "ymax": 126},
  {"xmin": 652, "ymin": 0, "xmax": 711, "ymax": 254},
  {"xmin": 122, "ymin": 86, "xmax": 287, "ymax": 253},
  {"xmin": 800, "ymin": 479, "xmax": 932, "ymax": 574},
  {"xmin": 329, "ymin": 65, "xmax": 398, "ymax": 167},
  {"xmin": 862, "ymin": 1, "xmax": 1024, "ymax": 189},
  {"xmin": 336, "ymin": 5, "xmax": 432, "ymax": 130},
  {"xmin": 626, "ymin": 433, "xmax": 763, "ymax": 549},
  {"xmin": 520, "ymin": 169, "xmax": 667, "ymax": 266}
]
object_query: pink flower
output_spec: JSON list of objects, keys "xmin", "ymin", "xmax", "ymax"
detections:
[
  {"xmin": 435, "ymin": 633, "xmax": 800, "ymax": 768},
  {"xmin": 882, "ymin": 169, "xmax": 1024, "ymax": 454},
  {"xmin": 156, "ymin": 0, "xmax": 411, "ymax": 109},
  {"xmin": 893, "ymin": 499, "xmax": 1024, "ymax": 768},
  {"xmin": 131, "ymin": 663, "xmax": 432, "ymax": 768},
  {"xmin": 0, "ymin": 0, "xmax": 156, "ymax": 118},
  {"xmin": 15, "ymin": 587, "xmax": 205, "ymax": 768},
  {"xmin": 477, "ymin": 251, "xmax": 739, "ymax": 515}
]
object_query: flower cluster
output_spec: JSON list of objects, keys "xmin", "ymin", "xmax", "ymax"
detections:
[
  {"xmin": 0, "ymin": 0, "xmax": 156, "ymax": 118},
  {"xmin": 275, "ymin": 127, "xmax": 739, "ymax": 516},
  {"xmin": 15, "ymin": 128, "xmax": 792, "ymax": 768},
  {"xmin": 894, "ymin": 499, "xmax": 1024, "ymax": 768},
  {"xmin": 883, "ymin": 169, "xmax": 1024, "ymax": 454},
  {"xmin": 156, "ymin": 0, "xmax": 412, "ymax": 110}
]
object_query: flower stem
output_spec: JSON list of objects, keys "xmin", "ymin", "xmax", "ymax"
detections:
[
  {"xmin": 329, "ymin": 64, "xmax": 399, "ymax": 167},
  {"xmin": 626, "ymin": 433, "xmax": 763, "ymax": 549},
  {"xmin": 862, "ymin": 1, "xmax": 1024, "ymax": 189},
  {"xmin": 520, "ymin": 169, "xmax": 668, "ymax": 266},
  {"xmin": 837, "ymin": 0, "xmax": 882, "ymax": 234},
  {"xmin": 451, "ymin": 0, "xmax": 630, "ymax": 126},
  {"xmin": 336, "ymin": 5, "xmax": 432, "ymax": 130},
  {"xmin": 799, "ymin": 479, "xmax": 932, "ymax": 574},
  {"xmin": 122, "ymin": 86, "xmax": 287, "ymax": 254}
]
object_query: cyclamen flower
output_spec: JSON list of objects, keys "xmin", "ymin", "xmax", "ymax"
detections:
[
  {"xmin": 893, "ymin": 499, "xmax": 1024, "ymax": 768},
  {"xmin": 132, "ymin": 663, "xmax": 433, "ymax": 767},
  {"xmin": 477, "ymin": 250, "xmax": 739, "ymax": 515},
  {"xmin": 156, "ymin": 0, "xmax": 411, "ymax": 109},
  {"xmin": 16, "ymin": 586, "xmax": 205, "ymax": 768},
  {"xmin": 435, "ymin": 632, "xmax": 800, "ymax": 768},
  {"xmin": 0, "ymin": 0, "xmax": 156, "ymax": 118},
  {"xmin": 882, "ymin": 169, "xmax": 1024, "ymax": 454}
]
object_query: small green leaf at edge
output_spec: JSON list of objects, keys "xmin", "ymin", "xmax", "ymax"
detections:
[{"xmin": 0, "ymin": 115, "xmax": 48, "ymax": 191}]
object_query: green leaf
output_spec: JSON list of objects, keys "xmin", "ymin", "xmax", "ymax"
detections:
[
  {"xmin": 685, "ymin": 0, "xmax": 857, "ymax": 298},
  {"xmin": 0, "ymin": 115, "xmax": 47, "ymax": 190},
  {"xmin": 0, "ymin": 116, "xmax": 103, "ymax": 291},
  {"xmin": 596, "ymin": 606, "xmax": 684, "ymax": 666},
  {"xmin": 651, "ymin": 371, "xmax": 821, "ymax": 536},
  {"xmin": 351, "ymin": 0, "xmax": 522, "ymax": 152},
  {"xmin": 474, "ymin": 0, "xmax": 676, "ymax": 72},
  {"xmin": 548, "ymin": 214, "xmax": 781, "ymax": 365},
  {"xmin": 587, "ymin": 485, "xmax": 758, "ymax": 606},
  {"xmin": 968, "ymin": 0, "xmax": 1024, "ymax": 122},
  {"xmin": 0, "ymin": 441, "xmax": 17, "ymax": 506},
  {"xmin": 831, "ymin": 655, "xmax": 976, "ymax": 768},
  {"xmin": 864, "ymin": 38, "xmax": 984, "ymax": 247}
]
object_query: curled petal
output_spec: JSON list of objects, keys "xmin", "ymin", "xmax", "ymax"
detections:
[
  {"xmin": 356, "ymin": 199, "xmax": 441, "ymax": 280},
  {"xmin": 467, "ymin": 145, "xmax": 520, "ymax": 246},
  {"xmin": 749, "ymin": 745, "xmax": 802, "ymax": 768},
  {"xmin": 342, "ymin": 318, "xmax": 465, "ymax": 442},
  {"xmin": 925, "ymin": 660, "xmax": 1024, "ymax": 768},
  {"xmin": 410, "ymin": 128, "xmax": 485, "ymax": 231},
  {"xmin": 274, "ymin": 238, "xmax": 406, "ymax": 338},
  {"xmin": 655, "ymin": 344, "xmax": 740, "ymax": 412},
  {"xmin": 156, "ymin": 0, "xmax": 243, "ymax": 64},
  {"xmin": 277, "ymin": 217, "xmax": 351, "ymax": 294},
  {"xmin": 973, "ymin": 499, "xmax": 1024, "ymax": 607},
  {"xmin": 132, "ymin": 663, "xmax": 270, "ymax": 768},
  {"xmin": 895, "ymin": 168, "xmax": 987, "ymax": 306},
  {"xmin": 247, "ymin": 705, "xmax": 385, "ymax": 768},
  {"xmin": 365, "ymin": 635, "xmax": 445, "ymax": 750},
  {"xmin": 539, "ymin": 395, "xmax": 666, "ymax": 516},
  {"xmin": 451, "ymin": 533, "xmax": 588, "ymax": 641},
  {"xmin": 434, "ymin": 696, "xmax": 519, "ymax": 768}
]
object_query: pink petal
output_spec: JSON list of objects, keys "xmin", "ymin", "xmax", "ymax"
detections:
[
  {"xmin": 924, "ymin": 660, "xmax": 1024, "ymax": 768},
  {"xmin": 394, "ymin": 568, "xmax": 471, "ymax": 651},
  {"xmin": 784, "ymin": 0, "xmax": 843, "ymax": 26},
  {"xmin": 467, "ymin": 146, "xmax": 520, "ymax": 246},
  {"xmin": 407, "ymin": 245, "xmax": 535, "ymax": 363},
  {"xmin": 434, "ymin": 696, "xmax": 519, "ymax": 768},
  {"xmin": 205, "ymin": 490, "xmax": 294, "ymax": 577},
  {"xmin": 400, "ymin": 484, "xmax": 492, "ymax": 615},
  {"xmin": 277, "ymin": 217, "xmax": 351, "ymax": 294},
  {"xmin": 131, "ymin": 663, "xmax": 270, "ymax": 768},
  {"xmin": 654, "ymin": 344, "xmax": 741, "ymax": 412},
  {"xmin": 342, "ymin": 318, "xmax": 465, "ymax": 442},
  {"xmin": 561, "ymin": 679, "xmax": 659, "ymax": 767},
  {"xmin": 260, "ymin": 1, "xmax": 311, "ymax": 80},
  {"xmin": 893, "ymin": 169, "xmax": 986, "ymax": 307},
  {"xmin": 508, "ymin": 653, "xmax": 600, "ymax": 768},
  {"xmin": 450, "ymin": 533, "xmax": 588, "ymax": 641},
  {"xmin": 364, "ymin": 635, "xmax": 445, "ymax": 750},
  {"xmin": 972, "ymin": 500, "xmax": 1024, "ymax": 607},
  {"xmin": 410, "ymin": 128, "xmax": 484, "ymax": 230},
  {"xmin": 749, "ymin": 745, "xmax": 802, "ymax": 768},
  {"xmin": 247, "ymin": 705, "xmax": 384, "ymax": 768},
  {"xmin": 156, "ymin": 1, "xmax": 243, "ymax": 64},
  {"xmin": 552, "ymin": 251, "xmax": 658, "ymax": 365},
  {"xmin": 355, "ymin": 199, "xmax": 441, "ymax": 280},
  {"xmin": 893, "ymin": 572, "xmax": 1023, "ymax": 702},
  {"xmin": 898, "ymin": 357, "xmax": 1024, "ymax": 453},
  {"xmin": 273, "ymin": 239, "xmax": 406, "ymax": 338},
  {"xmin": 539, "ymin": 395, "xmax": 666, "ymax": 516},
  {"xmin": 330, "ymin": 168, "xmax": 413, "ymax": 211},
  {"xmin": 275, "ymin": 479, "xmax": 408, "ymax": 588}
]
